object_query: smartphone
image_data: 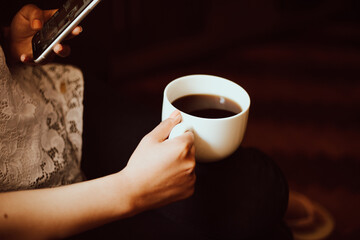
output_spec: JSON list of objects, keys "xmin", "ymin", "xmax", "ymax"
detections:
[{"xmin": 32, "ymin": 0, "xmax": 101, "ymax": 63}]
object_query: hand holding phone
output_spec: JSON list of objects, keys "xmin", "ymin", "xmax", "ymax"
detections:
[
  {"xmin": 31, "ymin": 0, "xmax": 101, "ymax": 63},
  {"xmin": 6, "ymin": 5, "xmax": 57, "ymax": 64}
]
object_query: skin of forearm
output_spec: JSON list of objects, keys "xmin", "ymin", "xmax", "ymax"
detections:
[{"xmin": 0, "ymin": 171, "xmax": 136, "ymax": 240}]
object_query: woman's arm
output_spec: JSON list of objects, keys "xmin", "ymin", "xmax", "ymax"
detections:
[
  {"xmin": 0, "ymin": 173, "xmax": 135, "ymax": 239},
  {"xmin": 0, "ymin": 111, "xmax": 196, "ymax": 240}
]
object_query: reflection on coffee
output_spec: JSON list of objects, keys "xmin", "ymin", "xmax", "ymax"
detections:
[{"xmin": 172, "ymin": 94, "xmax": 242, "ymax": 118}]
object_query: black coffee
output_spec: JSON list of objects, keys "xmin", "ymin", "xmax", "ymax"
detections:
[{"xmin": 172, "ymin": 94, "xmax": 242, "ymax": 118}]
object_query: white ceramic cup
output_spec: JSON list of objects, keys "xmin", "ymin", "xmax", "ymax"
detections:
[{"xmin": 161, "ymin": 74, "xmax": 250, "ymax": 162}]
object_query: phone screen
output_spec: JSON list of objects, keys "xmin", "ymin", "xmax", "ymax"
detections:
[{"xmin": 32, "ymin": 0, "xmax": 95, "ymax": 60}]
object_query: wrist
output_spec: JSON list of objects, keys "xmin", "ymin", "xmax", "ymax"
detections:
[
  {"xmin": 119, "ymin": 167, "xmax": 150, "ymax": 215},
  {"xmin": 110, "ymin": 170, "xmax": 139, "ymax": 218}
]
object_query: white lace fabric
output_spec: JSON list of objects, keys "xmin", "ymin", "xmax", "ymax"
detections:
[{"xmin": 0, "ymin": 46, "xmax": 84, "ymax": 192}]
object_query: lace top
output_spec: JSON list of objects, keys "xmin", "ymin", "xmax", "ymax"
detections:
[{"xmin": 0, "ymin": 46, "xmax": 84, "ymax": 192}]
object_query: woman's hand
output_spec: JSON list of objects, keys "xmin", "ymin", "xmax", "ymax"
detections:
[
  {"xmin": 7, "ymin": 4, "xmax": 82, "ymax": 64},
  {"xmin": 123, "ymin": 110, "xmax": 196, "ymax": 213},
  {"xmin": 0, "ymin": 111, "xmax": 195, "ymax": 239}
]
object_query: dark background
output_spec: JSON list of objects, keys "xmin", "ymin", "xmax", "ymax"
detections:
[{"xmin": 2, "ymin": 0, "xmax": 360, "ymax": 239}]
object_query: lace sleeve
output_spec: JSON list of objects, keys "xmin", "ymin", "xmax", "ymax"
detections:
[{"xmin": 0, "ymin": 46, "xmax": 85, "ymax": 192}]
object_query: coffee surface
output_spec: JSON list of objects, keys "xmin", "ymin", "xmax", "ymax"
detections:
[{"xmin": 172, "ymin": 94, "xmax": 242, "ymax": 118}]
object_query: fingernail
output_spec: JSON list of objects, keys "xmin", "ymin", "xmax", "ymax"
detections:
[
  {"xmin": 32, "ymin": 19, "xmax": 42, "ymax": 29},
  {"xmin": 20, "ymin": 54, "xmax": 26, "ymax": 62},
  {"xmin": 54, "ymin": 44, "xmax": 62, "ymax": 52}
]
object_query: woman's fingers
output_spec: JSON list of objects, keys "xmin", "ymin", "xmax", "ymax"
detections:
[
  {"xmin": 53, "ymin": 44, "xmax": 71, "ymax": 57},
  {"xmin": 69, "ymin": 26, "xmax": 83, "ymax": 38},
  {"xmin": 147, "ymin": 110, "xmax": 182, "ymax": 142},
  {"xmin": 19, "ymin": 4, "xmax": 44, "ymax": 30},
  {"xmin": 43, "ymin": 9, "xmax": 58, "ymax": 20}
]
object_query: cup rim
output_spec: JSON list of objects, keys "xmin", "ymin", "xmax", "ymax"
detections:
[{"xmin": 165, "ymin": 74, "xmax": 251, "ymax": 120}]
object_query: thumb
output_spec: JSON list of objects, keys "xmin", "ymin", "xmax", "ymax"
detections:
[
  {"xmin": 19, "ymin": 4, "xmax": 45, "ymax": 30},
  {"xmin": 148, "ymin": 110, "xmax": 182, "ymax": 142}
]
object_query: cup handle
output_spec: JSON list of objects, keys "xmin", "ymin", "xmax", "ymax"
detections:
[{"xmin": 169, "ymin": 122, "xmax": 193, "ymax": 139}]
